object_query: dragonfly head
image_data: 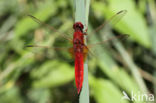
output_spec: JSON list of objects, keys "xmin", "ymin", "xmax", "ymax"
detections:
[{"xmin": 73, "ymin": 22, "xmax": 84, "ymax": 31}]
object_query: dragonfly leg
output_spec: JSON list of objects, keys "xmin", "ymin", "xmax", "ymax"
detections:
[{"xmin": 83, "ymin": 24, "xmax": 88, "ymax": 35}]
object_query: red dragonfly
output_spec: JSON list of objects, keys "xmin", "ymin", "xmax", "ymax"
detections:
[{"xmin": 27, "ymin": 10, "xmax": 127, "ymax": 94}]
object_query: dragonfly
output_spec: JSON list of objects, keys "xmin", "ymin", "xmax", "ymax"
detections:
[{"xmin": 27, "ymin": 10, "xmax": 127, "ymax": 94}]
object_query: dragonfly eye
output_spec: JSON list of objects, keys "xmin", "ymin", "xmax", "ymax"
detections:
[{"xmin": 73, "ymin": 22, "xmax": 84, "ymax": 30}]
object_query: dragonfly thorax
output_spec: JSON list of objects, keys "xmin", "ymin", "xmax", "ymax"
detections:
[{"xmin": 73, "ymin": 32, "xmax": 84, "ymax": 53}]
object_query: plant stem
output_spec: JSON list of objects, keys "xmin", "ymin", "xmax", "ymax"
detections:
[
  {"xmin": 75, "ymin": 0, "xmax": 90, "ymax": 103},
  {"xmin": 111, "ymin": 33, "xmax": 149, "ymax": 94}
]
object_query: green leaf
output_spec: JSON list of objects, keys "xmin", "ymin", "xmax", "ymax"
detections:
[
  {"xmin": 0, "ymin": 87, "xmax": 22, "ymax": 103},
  {"xmin": 31, "ymin": 60, "xmax": 74, "ymax": 88},
  {"xmin": 27, "ymin": 89, "xmax": 50, "ymax": 103},
  {"xmin": 89, "ymin": 76, "xmax": 129, "ymax": 103},
  {"xmin": 92, "ymin": 0, "xmax": 151, "ymax": 48},
  {"xmin": 15, "ymin": 1, "xmax": 57, "ymax": 38}
]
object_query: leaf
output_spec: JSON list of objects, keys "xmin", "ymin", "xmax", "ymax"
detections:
[
  {"xmin": 0, "ymin": 87, "xmax": 22, "ymax": 103},
  {"xmin": 92, "ymin": 0, "xmax": 151, "ymax": 48},
  {"xmin": 31, "ymin": 60, "xmax": 74, "ymax": 88},
  {"xmin": 27, "ymin": 89, "xmax": 50, "ymax": 103},
  {"xmin": 15, "ymin": 1, "xmax": 57, "ymax": 38},
  {"xmin": 89, "ymin": 76, "xmax": 129, "ymax": 103}
]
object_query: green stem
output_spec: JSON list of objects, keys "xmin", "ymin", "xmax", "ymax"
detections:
[
  {"xmin": 75, "ymin": 0, "xmax": 90, "ymax": 103},
  {"xmin": 111, "ymin": 33, "xmax": 149, "ymax": 94}
]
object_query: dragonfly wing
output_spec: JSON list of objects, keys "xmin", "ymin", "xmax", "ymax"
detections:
[
  {"xmin": 86, "ymin": 10, "xmax": 127, "ymax": 58},
  {"xmin": 82, "ymin": 46, "xmax": 89, "ymax": 61},
  {"xmin": 25, "ymin": 44, "xmax": 74, "ymax": 62},
  {"xmin": 28, "ymin": 15, "xmax": 73, "ymax": 42},
  {"xmin": 68, "ymin": 47, "xmax": 75, "ymax": 59},
  {"xmin": 88, "ymin": 10, "xmax": 127, "ymax": 38},
  {"xmin": 95, "ymin": 10, "xmax": 127, "ymax": 32},
  {"xmin": 88, "ymin": 34, "xmax": 129, "ymax": 48},
  {"xmin": 87, "ymin": 34, "xmax": 129, "ymax": 58}
]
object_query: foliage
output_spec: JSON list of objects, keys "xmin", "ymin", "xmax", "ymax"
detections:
[{"xmin": 0, "ymin": 0, "xmax": 156, "ymax": 103}]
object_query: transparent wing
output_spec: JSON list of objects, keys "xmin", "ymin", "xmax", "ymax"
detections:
[
  {"xmin": 86, "ymin": 10, "xmax": 127, "ymax": 58},
  {"xmin": 28, "ymin": 15, "xmax": 73, "ymax": 42},
  {"xmin": 25, "ymin": 44, "xmax": 74, "ymax": 62},
  {"xmin": 87, "ymin": 10, "xmax": 127, "ymax": 37},
  {"xmin": 88, "ymin": 35, "xmax": 129, "ymax": 48},
  {"xmin": 87, "ymin": 34, "xmax": 129, "ymax": 58},
  {"xmin": 26, "ymin": 15, "xmax": 74, "ymax": 62}
]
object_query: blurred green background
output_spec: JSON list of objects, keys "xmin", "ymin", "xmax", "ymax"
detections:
[{"xmin": 0, "ymin": 0, "xmax": 156, "ymax": 103}]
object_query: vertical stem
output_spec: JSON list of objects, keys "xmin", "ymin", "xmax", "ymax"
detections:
[
  {"xmin": 111, "ymin": 33, "xmax": 149, "ymax": 94},
  {"xmin": 75, "ymin": 0, "xmax": 90, "ymax": 103}
]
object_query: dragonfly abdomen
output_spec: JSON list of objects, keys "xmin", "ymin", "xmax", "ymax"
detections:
[{"xmin": 75, "ymin": 52, "xmax": 84, "ymax": 94}]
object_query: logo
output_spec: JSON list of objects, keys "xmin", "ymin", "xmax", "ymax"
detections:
[{"xmin": 122, "ymin": 91, "xmax": 154, "ymax": 102}]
